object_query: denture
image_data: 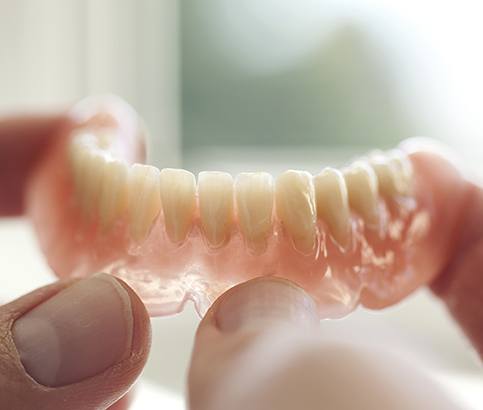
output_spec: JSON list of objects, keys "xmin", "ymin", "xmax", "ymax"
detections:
[{"xmin": 26, "ymin": 96, "xmax": 472, "ymax": 317}]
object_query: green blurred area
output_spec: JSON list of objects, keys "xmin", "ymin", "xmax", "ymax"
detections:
[{"xmin": 181, "ymin": 2, "xmax": 413, "ymax": 152}]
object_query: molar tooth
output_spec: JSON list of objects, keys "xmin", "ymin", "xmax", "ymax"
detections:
[
  {"xmin": 69, "ymin": 141, "xmax": 91, "ymax": 199},
  {"xmin": 127, "ymin": 164, "xmax": 161, "ymax": 241},
  {"xmin": 313, "ymin": 168, "xmax": 351, "ymax": 247},
  {"xmin": 80, "ymin": 151, "xmax": 108, "ymax": 219},
  {"xmin": 387, "ymin": 149, "xmax": 413, "ymax": 195},
  {"xmin": 275, "ymin": 170, "xmax": 316, "ymax": 254},
  {"xmin": 98, "ymin": 159, "xmax": 129, "ymax": 230},
  {"xmin": 198, "ymin": 171, "xmax": 234, "ymax": 248},
  {"xmin": 235, "ymin": 172, "xmax": 274, "ymax": 253},
  {"xmin": 159, "ymin": 168, "xmax": 197, "ymax": 244},
  {"xmin": 343, "ymin": 161, "xmax": 380, "ymax": 227},
  {"xmin": 369, "ymin": 155, "xmax": 399, "ymax": 197}
]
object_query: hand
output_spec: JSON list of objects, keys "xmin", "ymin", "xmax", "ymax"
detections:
[{"xmin": 0, "ymin": 111, "xmax": 481, "ymax": 410}]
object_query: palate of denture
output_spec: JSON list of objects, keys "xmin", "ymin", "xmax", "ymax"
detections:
[
  {"xmin": 30, "ymin": 97, "xmax": 466, "ymax": 320},
  {"xmin": 235, "ymin": 172, "xmax": 274, "ymax": 254},
  {"xmin": 127, "ymin": 164, "xmax": 162, "ymax": 242},
  {"xmin": 275, "ymin": 170, "xmax": 317, "ymax": 254},
  {"xmin": 159, "ymin": 168, "xmax": 197, "ymax": 244},
  {"xmin": 313, "ymin": 167, "xmax": 351, "ymax": 248},
  {"xmin": 198, "ymin": 171, "xmax": 234, "ymax": 248},
  {"xmin": 343, "ymin": 161, "xmax": 380, "ymax": 228}
]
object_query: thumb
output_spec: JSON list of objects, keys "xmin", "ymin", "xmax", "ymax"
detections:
[
  {"xmin": 0, "ymin": 273, "xmax": 151, "ymax": 410},
  {"xmin": 188, "ymin": 278, "xmax": 457, "ymax": 410}
]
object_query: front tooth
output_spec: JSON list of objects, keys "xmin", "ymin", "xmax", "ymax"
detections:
[
  {"xmin": 235, "ymin": 172, "xmax": 274, "ymax": 253},
  {"xmin": 343, "ymin": 161, "xmax": 380, "ymax": 227},
  {"xmin": 80, "ymin": 151, "xmax": 108, "ymax": 219},
  {"xmin": 198, "ymin": 171, "xmax": 234, "ymax": 248},
  {"xmin": 98, "ymin": 159, "xmax": 129, "ymax": 230},
  {"xmin": 275, "ymin": 170, "xmax": 316, "ymax": 254},
  {"xmin": 313, "ymin": 168, "xmax": 351, "ymax": 247},
  {"xmin": 159, "ymin": 168, "xmax": 197, "ymax": 244},
  {"xmin": 128, "ymin": 164, "xmax": 161, "ymax": 241}
]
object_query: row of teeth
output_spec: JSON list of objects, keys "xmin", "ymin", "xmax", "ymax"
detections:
[{"xmin": 69, "ymin": 131, "xmax": 412, "ymax": 254}]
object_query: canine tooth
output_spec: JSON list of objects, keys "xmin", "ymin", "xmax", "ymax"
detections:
[
  {"xmin": 275, "ymin": 170, "xmax": 316, "ymax": 254},
  {"xmin": 343, "ymin": 161, "xmax": 379, "ymax": 227},
  {"xmin": 128, "ymin": 164, "xmax": 161, "ymax": 241},
  {"xmin": 80, "ymin": 151, "xmax": 108, "ymax": 219},
  {"xmin": 313, "ymin": 168, "xmax": 351, "ymax": 247},
  {"xmin": 98, "ymin": 160, "xmax": 129, "ymax": 230},
  {"xmin": 235, "ymin": 172, "xmax": 274, "ymax": 253},
  {"xmin": 198, "ymin": 171, "xmax": 234, "ymax": 248},
  {"xmin": 159, "ymin": 168, "xmax": 197, "ymax": 244}
]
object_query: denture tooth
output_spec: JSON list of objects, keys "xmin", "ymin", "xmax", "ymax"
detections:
[
  {"xmin": 80, "ymin": 151, "xmax": 108, "ymax": 219},
  {"xmin": 275, "ymin": 170, "xmax": 316, "ymax": 254},
  {"xmin": 69, "ymin": 141, "xmax": 90, "ymax": 199},
  {"xmin": 343, "ymin": 161, "xmax": 380, "ymax": 228},
  {"xmin": 127, "ymin": 164, "xmax": 161, "ymax": 242},
  {"xmin": 235, "ymin": 172, "xmax": 274, "ymax": 254},
  {"xmin": 98, "ymin": 159, "xmax": 129, "ymax": 230},
  {"xmin": 159, "ymin": 168, "xmax": 197, "ymax": 244},
  {"xmin": 198, "ymin": 171, "xmax": 234, "ymax": 248},
  {"xmin": 313, "ymin": 168, "xmax": 351, "ymax": 247},
  {"xmin": 386, "ymin": 149, "xmax": 413, "ymax": 195},
  {"xmin": 369, "ymin": 155, "xmax": 399, "ymax": 197}
]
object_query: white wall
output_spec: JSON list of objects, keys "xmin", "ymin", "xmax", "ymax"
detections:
[{"xmin": 0, "ymin": 0, "xmax": 180, "ymax": 166}]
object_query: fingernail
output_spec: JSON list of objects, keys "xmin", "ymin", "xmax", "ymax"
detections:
[
  {"xmin": 215, "ymin": 278, "xmax": 319, "ymax": 332},
  {"xmin": 12, "ymin": 274, "xmax": 133, "ymax": 387}
]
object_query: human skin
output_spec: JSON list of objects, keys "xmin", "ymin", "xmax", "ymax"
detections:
[{"xmin": 0, "ymin": 112, "xmax": 481, "ymax": 409}]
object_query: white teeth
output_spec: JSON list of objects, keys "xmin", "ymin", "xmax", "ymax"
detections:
[
  {"xmin": 69, "ymin": 142, "xmax": 91, "ymax": 200},
  {"xmin": 235, "ymin": 172, "xmax": 274, "ymax": 253},
  {"xmin": 313, "ymin": 168, "xmax": 351, "ymax": 247},
  {"xmin": 159, "ymin": 168, "xmax": 197, "ymax": 244},
  {"xmin": 343, "ymin": 161, "xmax": 380, "ymax": 227},
  {"xmin": 80, "ymin": 151, "xmax": 108, "ymax": 219},
  {"xmin": 127, "ymin": 164, "xmax": 161, "ymax": 241},
  {"xmin": 386, "ymin": 149, "xmax": 413, "ymax": 195},
  {"xmin": 369, "ymin": 150, "xmax": 412, "ymax": 197},
  {"xmin": 98, "ymin": 160, "xmax": 129, "ymax": 230},
  {"xmin": 198, "ymin": 171, "xmax": 234, "ymax": 248},
  {"xmin": 275, "ymin": 170, "xmax": 316, "ymax": 254}
]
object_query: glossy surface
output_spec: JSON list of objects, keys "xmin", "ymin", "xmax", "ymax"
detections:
[{"xmin": 26, "ymin": 98, "xmax": 473, "ymax": 317}]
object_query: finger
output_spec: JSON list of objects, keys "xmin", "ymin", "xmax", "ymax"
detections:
[
  {"xmin": 431, "ymin": 185, "xmax": 483, "ymax": 359},
  {"xmin": 0, "ymin": 273, "xmax": 151, "ymax": 410},
  {"xmin": 0, "ymin": 114, "xmax": 67, "ymax": 216},
  {"xmin": 188, "ymin": 277, "xmax": 456, "ymax": 410}
]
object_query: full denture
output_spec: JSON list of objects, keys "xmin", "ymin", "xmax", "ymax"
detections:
[{"xmin": 26, "ymin": 96, "xmax": 472, "ymax": 318}]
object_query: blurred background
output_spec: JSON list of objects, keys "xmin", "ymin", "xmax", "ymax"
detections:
[{"xmin": 0, "ymin": 0, "xmax": 482, "ymax": 408}]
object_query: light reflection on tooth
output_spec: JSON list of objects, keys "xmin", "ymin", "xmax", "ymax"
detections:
[
  {"xmin": 235, "ymin": 172, "xmax": 274, "ymax": 253},
  {"xmin": 343, "ymin": 161, "xmax": 379, "ymax": 228},
  {"xmin": 98, "ymin": 160, "xmax": 128, "ymax": 230},
  {"xmin": 275, "ymin": 170, "xmax": 316, "ymax": 254},
  {"xmin": 128, "ymin": 164, "xmax": 161, "ymax": 241},
  {"xmin": 313, "ymin": 168, "xmax": 351, "ymax": 247},
  {"xmin": 198, "ymin": 171, "xmax": 234, "ymax": 248},
  {"xmin": 80, "ymin": 151, "xmax": 107, "ymax": 219},
  {"xmin": 159, "ymin": 168, "xmax": 197, "ymax": 244}
]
